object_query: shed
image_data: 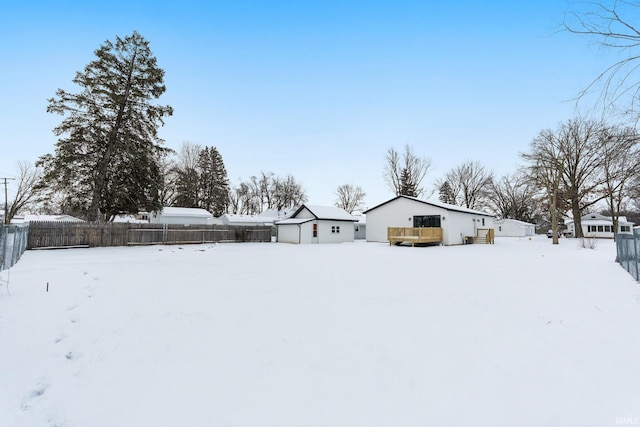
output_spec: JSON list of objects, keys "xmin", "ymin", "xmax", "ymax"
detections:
[
  {"xmin": 364, "ymin": 196, "xmax": 495, "ymax": 246},
  {"xmin": 150, "ymin": 207, "xmax": 218, "ymax": 225},
  {"xmin": 494, "ymin": 219, "xmax": 535, "ymax": 237},
  {"xmin": 275, "ymin": 204, "xmax": 357, "ymax": 244}
]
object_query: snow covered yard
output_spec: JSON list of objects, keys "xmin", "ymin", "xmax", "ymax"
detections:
[{"xmin": 1, "ymin": 236, "xmax": 639, "ymax": 426}]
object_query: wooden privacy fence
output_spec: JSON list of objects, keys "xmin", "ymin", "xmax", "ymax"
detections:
[{"xmin": 27, "ymin": 222, "xmax": 272, "ymax": 249}]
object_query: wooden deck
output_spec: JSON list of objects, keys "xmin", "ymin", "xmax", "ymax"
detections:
[
  {"xmin": 387, "ymin": 227, "xmax": 495, "ymax": 246},
  {"xmin": 474, "ymin": 228, "xmax": 495, "ymax": 244},
  {"xmin": 387, "ymin": 227, "xmax": 443, "ymax": 246}
]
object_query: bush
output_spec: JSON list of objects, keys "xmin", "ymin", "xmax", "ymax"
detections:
[{"xmin": 578, "ymin": 236, "xmax": 599, "ymax": 249}]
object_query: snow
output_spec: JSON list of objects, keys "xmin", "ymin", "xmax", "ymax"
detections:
[
  {"xmin": 302, "ymin": 205, "xmax": 357, "ymax": 221},
  {"xmin": 1, "ymin": 236, "xmax": 639, "ymax": 426}
]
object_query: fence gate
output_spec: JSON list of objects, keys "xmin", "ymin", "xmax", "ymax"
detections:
[
  {"xmin": 0, "ymin": 225, "xmax": 29, "ymax": 271},
  {"xmin": 616, "ymin": 234, "xmax": 640, "ymax": 281}
]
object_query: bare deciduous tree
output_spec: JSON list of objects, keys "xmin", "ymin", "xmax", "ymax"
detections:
[
  {"xmin": 488, "ymin": 172, "xmax": 541, "ymax": 223},
  {"xmin": 522, "ymin": 128, "xmax": 566, "ymax": 244},
  {"xmin": 564, "ymin": 1, "xmax": 640, "ymax": 119},
  {"xmin": 383, "ymin": 145, "xmax": 432, "ymax": 198},
  {"xmin": 599, "ymin": 124, "xmax": 640, "ymax": 239},
  {"xmin": 436, "ymin": 161, "xmax": 493, "ymax": 210},
  {"xmin": 557, "ymin": 118, "xmax": 608, "ymax": 237},
  {"xmin": 335, "ymin": 184, "xmax": 366, "ymax": 214},
  {"xmin": 5, "ymin": 161, "xmax": 42, "ymax": 223},
  {"xmin": 228, "ymin": 173, "xmax": 307, "ymax": 214}
]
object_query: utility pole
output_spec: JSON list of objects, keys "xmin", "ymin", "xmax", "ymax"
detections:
[{"xmin": 1, "ymin": 178, "xmax": 15, "ymax": 225}]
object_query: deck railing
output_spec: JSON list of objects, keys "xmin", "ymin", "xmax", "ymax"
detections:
[
  {"xmin": 475, "ymin": 228, "xmax": 495, "ymax": 244},
  {"xmin": 387, "ymin": 227, "xmax": 443, "ymax": 246}
]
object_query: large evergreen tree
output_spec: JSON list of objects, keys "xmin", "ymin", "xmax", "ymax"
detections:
[
  {"xmin": 198, "ymin": 146, "xmax": 230, "ymax": 216},
  {"xmin": 38, "ymin": 31, "xmax": 173, "ymax": 221}
]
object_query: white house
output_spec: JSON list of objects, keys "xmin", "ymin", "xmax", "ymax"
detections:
[
  {"xmin": 364, "ymin": 196, "xmax": 495, "ymax": 246},
  {"xmin": 494, "ymin": 218, "xmax": 536, "ymax": 237},
  {"xmin": 275, "ymin": 204, "xmax": 357, "ymax": 244},
  {"xmin": 566, "ymin": 213, "xmax": 634, "ymax": 238},
  {"xmin": 150, "ymin": 207, "xmax": 219, "ymax": 225}
]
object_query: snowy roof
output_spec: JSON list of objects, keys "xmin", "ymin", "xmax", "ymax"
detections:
[
  {"xmin": 274, "ymin": 218, "xmax": 314, "ymax": 225},
  {"xmin": 294, "ymin": 205, "xmax": 357, "ymax": 221},
  {"xmin": 158, "ymin": 207, "xmax": 213, "ymax": 218},
  {"xmin": 112, "ymin": 214, "xmax": 148, "ymax": 224},
  {"xmin": 494, "ymin": 218, "xmax": 536, "ymax": 226},
  {"xmin": 221, "ymin": 214, "xmax": 275, "ymax": 224},
  {"xmin": 566, "ymin": 214, "xmax": 633, "ymax": 226},
  {"xmin": 11, "ymin": 214, "xmax": 85, "ymax": 223},
  {"xmin": 364, "ymin": 196, "xmax": 495, "ymax": 217},
  {"xmin": 257, "ymin": 208, "xmax": 296, "ymax": 219}
]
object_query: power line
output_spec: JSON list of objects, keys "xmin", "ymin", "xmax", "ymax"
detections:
[{"xmin": 1, "ymin": 178, "xmax": 15, "ymax": 225}]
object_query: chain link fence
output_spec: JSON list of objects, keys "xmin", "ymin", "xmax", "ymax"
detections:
[
  {"xmin": 0, "ymin": 225, "xmax": 29, "ymax": 271},
  {"xmin": 616, "ymin": 233, "xmax": 640, "ymax": 281}
]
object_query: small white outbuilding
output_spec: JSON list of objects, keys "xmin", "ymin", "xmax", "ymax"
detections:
[
  {"xmin": 150, "ymin": 207, "xmax": 219, "ymax": 225},
  {"xmin": 275, "ymin": 204, "xmax": 357, "ymax": 244},
  {"xmin": 494, "ymin": 219, "xmax": 536, "ymax": 237}
]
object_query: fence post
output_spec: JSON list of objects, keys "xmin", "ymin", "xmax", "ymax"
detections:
[{"xmin": 631, "ymin": 234, "xmax": 639, "ymax": 280}]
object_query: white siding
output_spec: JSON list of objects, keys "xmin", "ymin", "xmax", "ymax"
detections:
[
  {"xmin": 277, "ymin": 224, "xmax": 301, "ymax": 244},
  {"xmin": 299, "ymin": 222, "xmax": 315, "ymax": 244},
  {"xmin": 295, "ymin": 207, "xmax": 316, "ymax": 219},
  {"xmin": 495, "ymin": 219, "xmax": 535, "ymax": 237},
  {"xmin": 317, "ymin": 221, "xmax": 355, "ymax": 244},
  {"xmin": 366, "ymin": 197, "xmax": 494, "ymax": 246},
  {"xmin": 446, "ymin": 210, "xmax": 482, "ymax": 245},
  {"xmin": 366, "ymin": 197, "xmax": 449, "ymax": 243}
]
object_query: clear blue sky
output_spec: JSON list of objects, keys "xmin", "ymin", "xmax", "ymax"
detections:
[{"xmin": 0, "ymin": 0, "xmax": 617, "ymax": 208}]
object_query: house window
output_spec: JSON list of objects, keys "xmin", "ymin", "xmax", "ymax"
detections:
[
  {"xmin": 331, "ymin": 226, "xmax": 340, "ymax": 233},
  {"xmin": 482, "ymin": 218, "xmax": 485, "ymax": 227},
  {"xmin": 621, "ymin": 225, "xmax": 631, "ymax": 232},
  {"xmin": 413, "ymin": 215, "xmax": 441, "ymax": 228},
  {"xmin": 313, "ymin": 223, "xmax": 317, "ymax": 238},
  {"xmin": 597, "ymin": 225, "xmax": 604, "ymax": 232},
  {"xmin": 499, "ymin": 226, "xmax": 502, "ymax": 231},
  {"xmin": 604, "ymin": 225, "xmax": 612, "ymax": 233}
]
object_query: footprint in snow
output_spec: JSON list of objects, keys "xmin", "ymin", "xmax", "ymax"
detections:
[{"xmin": 21, "ymin": 379, "xmax": 48, "ymax": 411}]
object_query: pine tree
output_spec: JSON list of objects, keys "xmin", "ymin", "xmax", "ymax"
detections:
[
  {"xmin": 38, "ymin": 31, "xmax": 173, "ymax": 221},
  {"xmin": 174, "ymin": 167, "xmax": 200, "ymax": 208},
  {"xmin": 438, "ymin": 181, "xmax": 456, "ymax": 204},
  {"xmin": 399, "ymin": 167, "xmax": 418, "ymax": 197},
  {"xmin": 198, "ymin": 146, "xmax": 229, "ymax": 216}
]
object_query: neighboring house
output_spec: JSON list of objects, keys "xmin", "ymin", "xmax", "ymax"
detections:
[
  {"xmin": 150, "ymin": 207, "xmax": 219, "ymax": 225},
  {"xmin": 11, "ymin": 214, "xmax": 85, "ymax": 224},
  {"xmin": 566, "ymin": 213, "xmax": 634, "ymax": 238},
  {"xmin": 364, "ymin": 196, "xmax": 495, "ymax": 246},
  {"xmin": 494, "ymin": 219, "xmax": 536, "ymax": 237},
  {"xmin": 275, "ymin": 204, "xmax": 357, "ymax": 244}
]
